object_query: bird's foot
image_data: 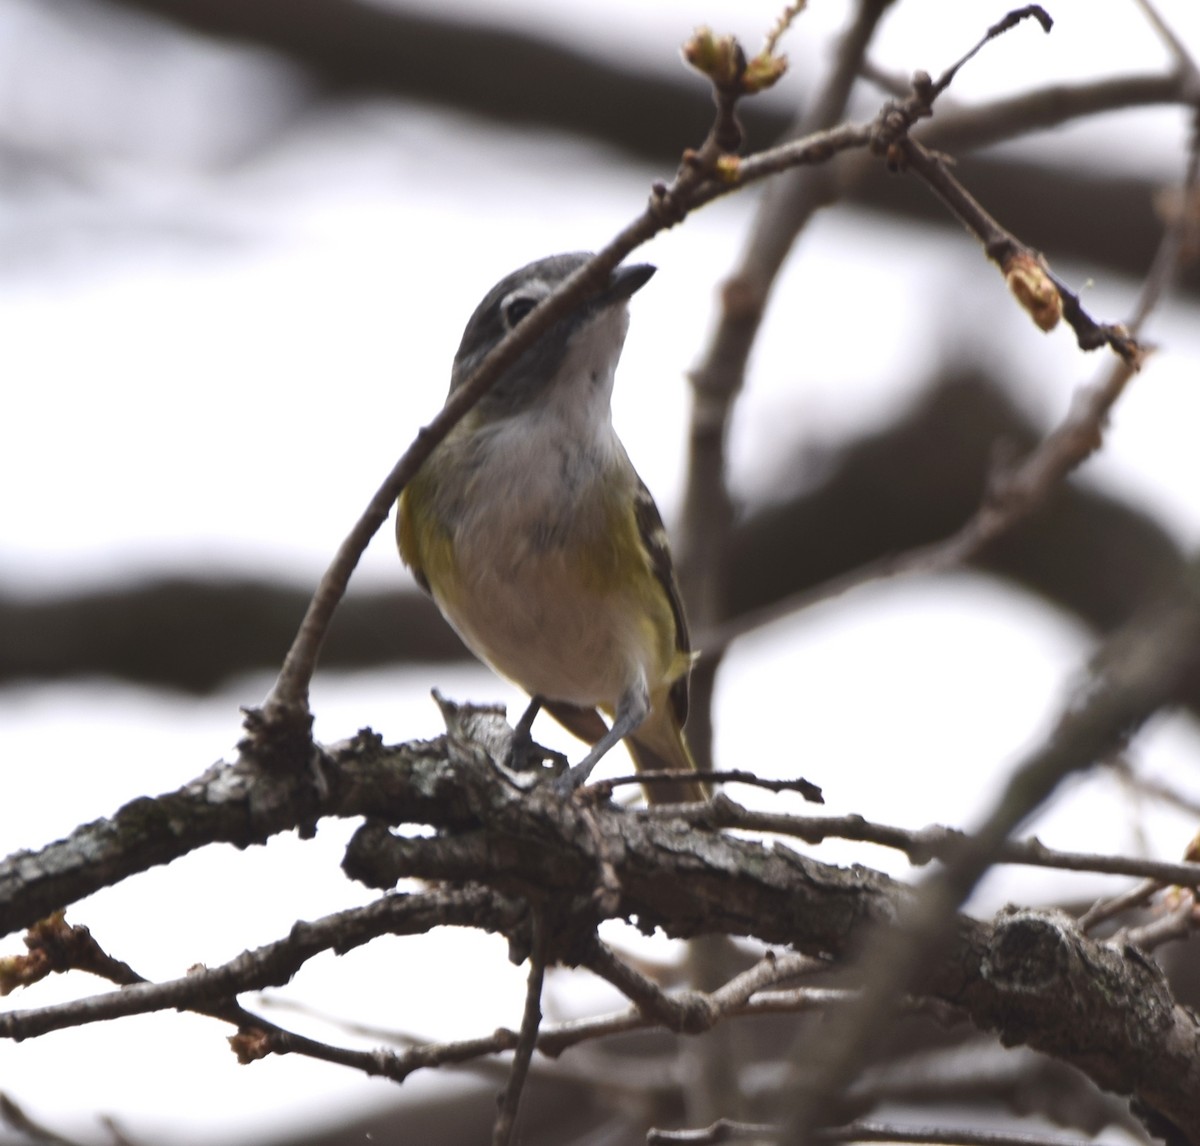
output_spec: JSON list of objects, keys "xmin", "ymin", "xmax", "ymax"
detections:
[{"xmin": 506, "ymin": 697, "xmax": 568, "ymax": 775}]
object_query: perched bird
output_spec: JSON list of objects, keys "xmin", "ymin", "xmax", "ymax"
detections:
[{"xmin": 397, "ymin": 252, "xmax": 706, "ymax": 804}]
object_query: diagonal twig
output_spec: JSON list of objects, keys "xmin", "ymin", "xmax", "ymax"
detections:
[
  {"xmin": 493, "ymin": 909, "xmax": 548, "ymax": 1146},
  {"xmin": 779, "ymin": 559, "xmax": 1200, "ymax": 1142}
]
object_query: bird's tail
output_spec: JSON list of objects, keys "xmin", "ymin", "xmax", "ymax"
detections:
[
  {"xmin": 542, "ymin": 696, "xmax": 709, "ymax": 805},
  {"xmin": 626, "ymin": 696, "xmax": 710, "ymax": 806}
]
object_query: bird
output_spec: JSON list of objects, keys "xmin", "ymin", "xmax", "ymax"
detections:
[{"xmin": 397, "ymin": 252, "xmax": 706, "ymax": 804}]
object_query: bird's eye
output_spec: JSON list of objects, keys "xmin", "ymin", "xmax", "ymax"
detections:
[{"xmin": 503, "ymin": 296, "xmax": 538, "ymax": 328}]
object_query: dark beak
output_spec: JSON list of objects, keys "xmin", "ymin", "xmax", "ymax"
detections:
[{"xmin": 601, "ymin": 262, "xmax": 656, "ymax": 304}]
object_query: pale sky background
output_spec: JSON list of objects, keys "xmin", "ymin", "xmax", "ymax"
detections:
[{"xmin": 2, "ymin": 0, "xmax": 1200, "ymax": 1141}]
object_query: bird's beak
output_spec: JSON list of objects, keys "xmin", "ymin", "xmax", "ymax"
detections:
[{"xmin": 601, "ymin": 263, "xmax": 657, "ymax": 305}]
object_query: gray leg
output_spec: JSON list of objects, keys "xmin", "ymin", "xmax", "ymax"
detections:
[
  {"xmin": 509, "ymin": 695, "xmax": 566, "ymax": 772},
  {"xmin": 558, "ymin": 683, "xmax": 649, "ymax": 793},
  {"xmin": 514, "ymin": 696, "xmax": 543, "ymax": 741}
]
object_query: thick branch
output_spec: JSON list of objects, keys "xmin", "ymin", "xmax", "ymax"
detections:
[{"xmin": 3, "ymin": 604, "xmax": 1200, "ymax": 1134}]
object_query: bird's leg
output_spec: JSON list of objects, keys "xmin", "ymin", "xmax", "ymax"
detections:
[
  {"xmin": 557, "ymin": 683, "xmax": 648, "ymax": 794},
  {"xmin": 507, "ymin": 695, "xmax": 566, "ymax": 772},
  {"xmin": 514, "ymin": 696, "xmax": 542, "ymax": 742}
]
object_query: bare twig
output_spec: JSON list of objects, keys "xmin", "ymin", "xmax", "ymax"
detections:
[
  {"xmin": 0, "ymin": 889, "xmax": 524, "ymax": 1041},
  {"xmin": 259, "ymin": 957, "xmax": 877, "ymax": 1073},
  {"xmin": 859, "ymin": 12, "xmax": 1140, "ymax": 363},
  {"xmin": 584, "ymin": 938, "xmax": 711, "ymax": 1032},
  {"xmin": 1115, "ymin": 889, "xmax": 1198, "ymax": 952},
  {"xmin": 922, "ymin": 71, "xmax": 1184, "ymax": 152},
  {"xmin": 0, "ymin": 1092, "xmax": 87, "ymax": 1146},
  {"xmin": 0, "ymin": 911, "xmax": 466, "ymax": 1084},
  {"xmin": 1077, "ymin": 878, "xmax": 1160, "ymax": 933},
  {"xmin": 661, "ymin": 797, "xmax": 1200, "ymax": 888},
  {"xmin": 896, "ymin": 137, "xmax": 1139, "ymax": 361},
  {"xmin": 597, "ymin": 769, "xmax": 823, "ymax": 803},
  {"xmin": 1131, "ymin": 0, "xmax": 1200, "ymax": 85},
  {"xmin": 649, "ymin": 1119, "xmax": 779, "ymax": 1143},
  {"xmin": 584, "ymin": 941, "xmax": 825, "ymax": 1036},
  {"xmin": 929, "ymin": 6, "xmax": 1053, "ymax": 96},
  {"xmin": 812, "ymin": 1122, "xmax": 1096, "ymax": 1146},
  {"xmin": 539, "ymin": 983, "xmax": 951, "ymax": 1060},
  {"xmin": 650, "ymin": 1118, "xmax": 1099, "ymax": 1145},
  {"xmin": 493, "ymin": 910, "xmax": 547, "ymax": 1146}
]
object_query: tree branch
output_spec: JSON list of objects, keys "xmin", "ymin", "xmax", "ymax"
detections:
[
  {"xmin": 778, "ymin": 559, "xmax": 1200, "ymax": 1142},
  {"xmin": 4, "ymin": 572, "xmax": 1200, "ymax": 1133}
]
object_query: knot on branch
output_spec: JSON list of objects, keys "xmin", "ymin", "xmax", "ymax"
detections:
[
  {"xmin": 660, "ymin": 989, "xmax": 721, "ymax": 1034},
  {"xmin": 982, "ymin": 908, "xmax": 1074, "ymax": 995},
  {"xmin": 869, "ymin": 73, "xmax": 939, "ymax": 169},
  {"xmin": 238, "ymin": 700, "xmax": 315, "ymax": 776},
  {"xmin": 979, "ymin": 905, "xmax": 1177, "ymax": 1056}
]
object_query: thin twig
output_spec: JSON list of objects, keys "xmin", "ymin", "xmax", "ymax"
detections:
[
  {"xmin": 0, "ymin": 1092, "xmax": 86, "ymax": 1146},
  {"xmin": 596, "ymin": 769, "xmax": 823, "ymax": 803},
  {"xmin": 896, "ymin": 137, "xmax": 1139, "ymax": 361},
  {"xmin": 493, "ymin": 910, "xmax": 547, "ymax": 1146},
  {"xmin": 859, "ymin": 8, "xmax": 1143, "ymax": 359},
  {"xmin": 0, "ymin": 893, "xmax": 874, "ymax": 1090},
  {"xmin": 1077, "ymin": 878, "xmax": 1161, "ymax": 933},
  {"xmin": 1114, "ymin": 889, "xmax": 1198, "ymax": 952},
  {"xmin": 1130, "ymin": 0, "xmax": 1200, "ymax": 84},
  {"xmin": 923, "ymin": 71, "xmax": 1183, "ymax": 153},
  {"xmin": 539, "ymin": 983, "xmax": 953, "ymax": 1059},
  {"xmin": 0, "ymin": 912, "xmax": 446, "ymax": 1082},
  {"xmin": 650, "ymin": 1118, "xmax": 1099, "ymax": 1145},
  {"xmin": 584, "ymin": 937, "xmax": 709, "ymax": 1031},
  {"xmin": 660, "ymin": 797, "xmax": 1200, "ymax": 888},
  {"xmin": 813, "ymin": 1121, "xmax": 1096, "ymax": 1146},
  {"xmin": 0, "ymin": 888, "xmax": 524, "ymax": 1041},
  {"xmin": 1121, "ymin": 771, "xmax": 1200, "ymax": 819},
  {"xmin": 929, "ymin": 6, "xmax": 1053, "ymax": 98}
]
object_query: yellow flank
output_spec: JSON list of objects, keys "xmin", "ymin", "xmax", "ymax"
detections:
[
  {"xmin": 398, "ymin": 465, "xmax": 686, "ymax": 711},
  {"xmin": 397, "ymin": 474, "xmax": 457, "ymax": 602}
]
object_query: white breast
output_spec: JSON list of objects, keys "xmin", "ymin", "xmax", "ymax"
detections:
[{"xmin": 431, "ymin": 304, "xmax": 652, "ymax": 707}]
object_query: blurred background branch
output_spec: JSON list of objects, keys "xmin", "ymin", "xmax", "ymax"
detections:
[
  {"xmin": 7, "ymin": 370, "xmax": 1194, "ymax": 708},
  {"xmin": 54, "ymin": 0, "xmax": 1200, "ymax": 298},
  {"xmin": 5, "ymin": 0, "xmax": 1198, "ymax": 697}
]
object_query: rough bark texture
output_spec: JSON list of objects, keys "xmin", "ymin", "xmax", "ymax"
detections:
[{"xmin": 4, "ymin": 711, "xmax": 1199, "ymax": 1139}]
